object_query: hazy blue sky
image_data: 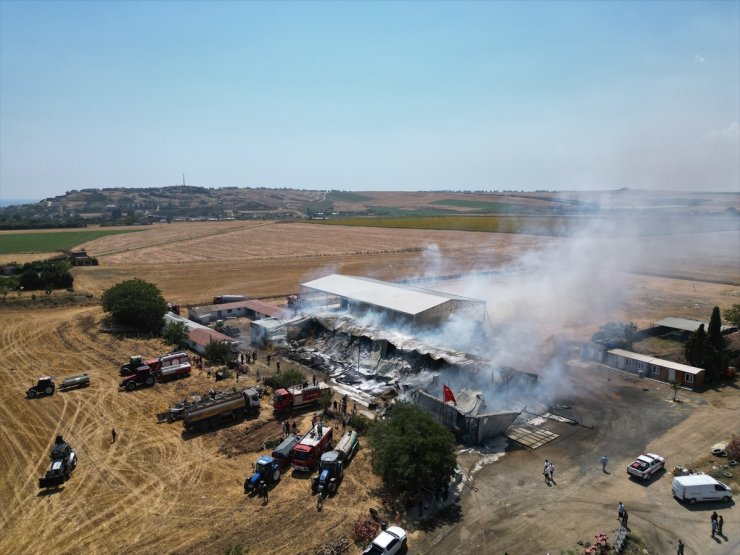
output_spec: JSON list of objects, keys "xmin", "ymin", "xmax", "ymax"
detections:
[{"xmin": 1, "ymin": 1, "xmax": 738, "ymax": 200}]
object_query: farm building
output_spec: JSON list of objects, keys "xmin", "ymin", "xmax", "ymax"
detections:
[
  {"xmin": 300, "ymin": 274, "xmax": 486, "ymax": 329},
  {"xmin": 188, "ymin": 300, "xmax": 289, "ymax": 325},
  {"xmin": 651, "ymin": 317, "xmax": 735, "ymax": 339},
  {"xmin": 413, "ymin": 387, "xmax": 521, "ymax": 444},
  {"xmin": 163, "ymin": 312, "xmax": 239, "ymax": 354},
  {"xmin": 606, "ymin": 349, "xmax": 705, "ymax": 388},
  {"xmin": 250, "ymin": 318, "xmax": 288, "ymax": 348},
  {"xmin": 68, "ymin": 249, "xmax": 98, "ymax": 266}
]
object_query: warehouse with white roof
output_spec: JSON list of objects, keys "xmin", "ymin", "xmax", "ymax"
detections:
[{"xmin": 300, "ymin": 274, "xmax": 485, "ymax": 329}]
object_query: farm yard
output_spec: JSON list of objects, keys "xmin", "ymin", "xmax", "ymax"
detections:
[{"xmin": 0, "ymin": 218, "xmax": 739, "ymax": 554}]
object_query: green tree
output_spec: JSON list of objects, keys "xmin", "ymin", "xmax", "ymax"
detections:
[
  {"xmin": 684, "ymin": 324, "xmax": 706, "ymax": 367},
  {"xmin": 707, "ymin": 306, "xmax": 727, "ymax": 352},
  {"xmin": 163, "ymin": 321, "xmax": 188, "ymax": 346},
  {"xmin": 669, "ymin": 380, "xmax": 680, "ymax": 402},
  {"xmin": 703, "ymin": 346, "xmax": 725, "ymax": 384},
  {"xmin": 368, "ymin": 401, "xmax": 456, "ymax": 496},
  {"xmin": 101, "ymin": 279, "xmax": 167, "ymax": 333},
  {"xmin": 204, "ymin": 340, "xmax": 235, "ymax": 364},
  {"xmin": 724, "ymin": 304, "xmax": 740, "ymax": 328}
]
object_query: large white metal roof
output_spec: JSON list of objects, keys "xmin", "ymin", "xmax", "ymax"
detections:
[{"xmin": 301, "ymin": 274, "xmax": 483, "ymax": 316}]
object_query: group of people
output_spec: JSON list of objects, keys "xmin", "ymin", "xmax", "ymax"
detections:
[
  {"xmin": 543, "ymin": 459, "xmax": 556, "ymax": 483},
  {"xmin": 282, "ymin": 420, "xmax": 298, "ymax": 437},
  {"xmin": 711, "ymin": 511, "xmax": 725, "ymax": 538}
]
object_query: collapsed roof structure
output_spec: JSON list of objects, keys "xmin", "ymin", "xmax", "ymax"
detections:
[{"xmin": 413, "ymin": 388, "xmax": 523, "ymax": 444}]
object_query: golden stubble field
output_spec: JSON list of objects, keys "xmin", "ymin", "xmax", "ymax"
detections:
[
  {"xmin": 0, "ymin": 306, "xmax": 383, "ymax": 555},
  {"xmin": 1, "ymin": 221, "xmax": 738, "ymax": 554}
]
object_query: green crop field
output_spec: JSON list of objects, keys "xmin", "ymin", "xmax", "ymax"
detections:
[
  {"xmin": 307, "ymin": 215, "xmax": 578, "ymax": 235},
  {"xmin": 326, "ymin": 191, "xmax": 374, "ymax": 203},
  {"xmin": 0, "ymin": 229, "xmax": 142, "ymax": 254},
  {"xmin": 429, "ymin": 198, "xmax": 530, "ymax": 213}
]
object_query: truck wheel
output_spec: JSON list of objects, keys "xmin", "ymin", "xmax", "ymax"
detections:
[
  {"xmin": 722, "ymin": 496, "xmax": 730, "ymax": 502},
  {"xmin": 45, "ymin": 387, "xmax": 53, "ymax": 395},
  {"xmin": 27, "ymin": 389, "xmax": 37, "ymax": 398},
  {"xmin": 145, "ymin": 376, "xmax": 155, "ymax": 386},
  {"xmin": 273, "ymin": 469, "xmax": 281, "ymax": 482},
  {"xmin": 688, "ymin": 498, "xmax": 697, "ymax": 504},
  {"xmin": 125, "ymin": 381, "xmax": 136, "ymax": 391}
]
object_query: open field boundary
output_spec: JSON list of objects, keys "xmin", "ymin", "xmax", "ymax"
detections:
[{"xmin": 0, "ymin": 229, "xmax": 142, "ymax": 254}]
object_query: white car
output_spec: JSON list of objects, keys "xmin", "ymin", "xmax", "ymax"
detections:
[
  {"xmin": 362, "ymin": 526, "xmax": 408, "ymax": 555},
  {"xmin": 627, "ymin": 453, "xmax": 665, "ymax": 480}
]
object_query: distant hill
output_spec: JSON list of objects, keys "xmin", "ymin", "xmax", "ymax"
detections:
[{"xmin": 0, "ymin": 186, "xmax": 737, "ymax": 229}]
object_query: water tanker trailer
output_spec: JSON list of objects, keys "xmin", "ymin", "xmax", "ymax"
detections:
[
  {"xmin": 183, "ymin": 388, "xmax": 261, "ymax": 431},
  {"xmin": 59, "ymin": 373, "xmax": 90, "ymax": 391},
  {"xmin": 334, "ymin": 430, "xmax": 359, "ymax": 464}
]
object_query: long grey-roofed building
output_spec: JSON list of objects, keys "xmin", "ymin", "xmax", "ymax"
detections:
[
  {"xmin": 653, "ymin": 317, "xmax": 734, "ymax": 335},
  {"xmin": 300, "ymin": 274, "xmax": 485, "ymax": 328}
]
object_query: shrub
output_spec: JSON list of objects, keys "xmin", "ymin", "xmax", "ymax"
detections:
[
  {"xmin": 263, "ymin": 368, "xmax": 304, "ymax": 390},
  {"xmin": 349, "ymin": 413, "xmax": 371, "ymax": 435}
]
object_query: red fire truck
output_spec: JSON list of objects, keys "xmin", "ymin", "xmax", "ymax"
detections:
[
  {"xmin": 272, "ymin": 382, "xmax": 330, "ymax": 413},
  {"xmin": 291, "ymin": 423, "xmax": 333, "ymax": 472}
]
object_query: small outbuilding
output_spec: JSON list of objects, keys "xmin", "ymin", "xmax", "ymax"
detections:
[
  {"xmin": 606, "ymin": 348, "xmax": 705, "ymax": 389},
  {"xmin": 188, "ymin": 299, "xmax": 289, "ymax": 325}
]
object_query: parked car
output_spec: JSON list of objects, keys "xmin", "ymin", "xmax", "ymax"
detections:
[
  {"xmin": 627, "ymin": 453, "xmax": 665, "ymax": 480},
  {"xmin": 362, "ymin": 526, "xmax": 407, "ymax": 555},
  {"xmin": 672, "ymin": 475, "xmax": 733, "ymax": 504}
]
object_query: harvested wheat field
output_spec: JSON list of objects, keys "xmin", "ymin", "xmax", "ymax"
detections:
[
  {"xmin": 0, "ymin": 306, "xmax": 384, "ymax": 555},
  {"xmin": 1, "ymin": 222, "xmax": 739, "ymax": 555}
]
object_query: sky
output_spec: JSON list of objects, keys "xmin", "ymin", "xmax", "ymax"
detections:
[{"xmin": 1, "ymin": 1, "xmax": 738, "ymax": 200}]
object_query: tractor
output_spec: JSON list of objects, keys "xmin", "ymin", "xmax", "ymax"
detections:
[
  {"xmin": 27, "ymin": 377, "xmax": 56, "ymax": 398},
  {"xmin": 39, "ymin": 435, "xmax": 77, "ymax": 488}
]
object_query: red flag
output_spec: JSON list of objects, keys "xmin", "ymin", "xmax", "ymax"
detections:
[{"xmin": 443, "ymin": 384, "xmax": 457, "ymax": 405}]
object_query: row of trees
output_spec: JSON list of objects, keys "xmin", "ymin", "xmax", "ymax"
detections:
[
  {"xmin": 19, "ymin": 259, "xmax": 74, "ymax": 291},
  {"xmin": 684, "ymin": 306, "xmax": 732, "ymax": 384}
]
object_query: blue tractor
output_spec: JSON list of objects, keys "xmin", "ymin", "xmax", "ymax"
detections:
[
  {"xmin": 311, "ymin": 450, "xmax": 344, "ymax": 509},
  {"xmin": 244, "ymin": 455, "xmax": 282, "ymax": 493}
]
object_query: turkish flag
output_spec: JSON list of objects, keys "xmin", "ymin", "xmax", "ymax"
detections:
[{"xmin": 443, "ymin": 384, "xmax": 457, "ymax": 405}]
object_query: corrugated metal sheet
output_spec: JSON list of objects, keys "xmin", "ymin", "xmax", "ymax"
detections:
[
  {"xmin": 654, "ymin": 317, "xmax": 732, "ymax": 333},
  {"xmin": 607, "ymin": 349, "xmax": 704, "ymax": 375},
  {"xmin": 189, "ymin": 328, "xmax": 236, "ymax": 347},
  {"xmin": 301, "ymin": 274, "xmax": 484, "ymax": 316},
  {"xmin": 315, "ymin": 313, "xmax": 480, "ymax": 368}
]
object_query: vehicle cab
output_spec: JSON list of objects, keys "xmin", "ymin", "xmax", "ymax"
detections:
[{"xmin": 362, "ymin": 526, "xmax": 408, "ymax": 555}]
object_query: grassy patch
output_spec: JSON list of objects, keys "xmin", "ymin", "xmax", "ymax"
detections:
[
  {"xmin": 429, "ymin": 198, "xmax": 531, "ymax": 213},
  {"xmin": 633, "ymin": 336, "xmax": 686, "ymax": 359},
  {"xmin": 0, "ymin": 229, "xmax": 142, "ymax": 254},
  {"xmin": 327, "ymin": 191, "xmax": 374, "ymax": 203},
  {"xmin": 307, "ymin": 215, "xmax": 575, "ymax": 236}
]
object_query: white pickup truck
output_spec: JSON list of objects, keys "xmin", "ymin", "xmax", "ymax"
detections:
[
  {"xmin": 627, "ymin": 453, "xmax": 665, "ymax": 480},
  {"xmin": 362, "ymin": 526, "xmax": 407, "ymax": 555}
]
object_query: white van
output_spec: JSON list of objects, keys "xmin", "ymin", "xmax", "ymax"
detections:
[{"xmin": 672, "ymin": 475, "xmax": 733, "ymax": 504}]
